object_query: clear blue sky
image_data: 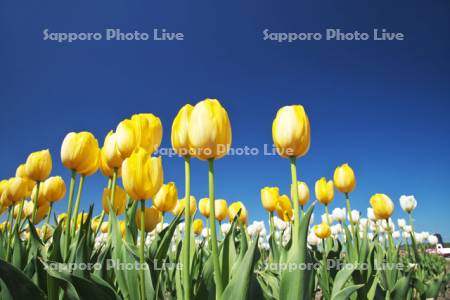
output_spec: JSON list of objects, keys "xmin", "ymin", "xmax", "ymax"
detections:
[{"xmin": 1, "ymin": 0, "xmax": 449, "ymax": 239}]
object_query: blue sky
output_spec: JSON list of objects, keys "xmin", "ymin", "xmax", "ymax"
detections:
[{"xmin": 1, "ymin": 0, "xmax": 449, "ymax": 239}]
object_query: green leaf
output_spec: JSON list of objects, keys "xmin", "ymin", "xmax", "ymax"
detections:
[
  {"xmin": 279, "ymin": 202, "xmax": 315, "ymax": 300},
  {"xmin": 331, "ymin": 263, "xmax": 357, "ymax": 298},
  {"xmin": 222, "ymin": 236, "xmax": 260, "ymax": 300},
  {"xmin": 331, "ymin": 284, "xmax": 364, "ymax": 300},
  {"xmin": 390, "ymin": 272, "xmax": 411, "ymax": 300},
  {"xmin": 0, "ymin": 259, "xmax": 45, "ymax": 300}
]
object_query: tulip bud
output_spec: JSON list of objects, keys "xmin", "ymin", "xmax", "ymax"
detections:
[
  {"xmin": 188, "ymin": 99, "xmax": 232, "ymax": 160},
  {"xmin": 102, "ymin": 131, "xmax": 123, "ymax": 169},
  {"xmin": 193, "ymin": 219, "xmax": 203, "ymax": 235},
  {"xmin": 370, "ymin": 193, "xmax": 394, "ymax": 220},
  {"xmin": 261, "ymin": 187, "xmax": 279, "ymax": 212},
  {"xmin": 42, "ymin": 176, "xmax": 66, "ymax": 202},
  {"xmin": 135, "ymin": 206, "xmax": 162, "ymax": 232},
  {"xmin": 31, "ymin": 183, "xmax": 47, "ymax": 206},
  {"xmin": 228, "ymin": 201, "xmax": 248, "ymax": 224},
  {"xmin": 172, "ymin": 104, "xmax": 194, "ymax": 156},
  {"xmin": 57, "ymin": 213, "xmax": 67, "ymax": 226},
  {"xmin": 333, "ymin": 163, "xmax": 356, "ymax": 193},
  {"xmin": 272, "ymin": 105, "xmax": 310, "ymax": 158},
  {"xmin": 25, "ymin": 150, "xmax": 52, "ymax": 182},
  {"xmin": 7, "ymin": 177, "xmax": 31, "ymax": 203},
  {"xmin": 102, "ymin": 186, "xmax": 126, "ymax": 215},
  {"xmin": 313, "ymin": 222, "xmax": 331, "ymax": 239},
  {"xmin": 215, "ymin": 199, "xmax": 228, "ymax": 221},
  {"xmin": 76, "ymin": 213, "xmax": 89, "ymax": 229},
  {"xmin": 172, "ymin": 196, "xmax": 197, "ymax": 217},
  {"xmin": 276, "ymin": 195, "xmax": 293, "ymax": 222},
  {"xmin": 15, "ymin": 164, "xmax": 29, "ymax": 178},
  {"xmin": 198, "ymin": 197, "xmax": 210, "ymax": 217},
  {"xmin": 291, "ymin": 181, "xmax": 310, "ymax": 206},
  {"xmin": 116, "ymin": 119, "xmax": 138, "ymax": 159},
  {"xmin": 61, "ymin": 132, "xmax": 99, "ymax": 173},
  {"xmin": 153, "ymin": 182, "xmax": 178, "ymax": 213},
  {"xmin": 315, "ymin": 177, "xmax": 334, "ymax": 205},
  {"xmin": 33, "ymin": 202, "xmax": 50, "ymax": 224},
  {"xmin": 399, "ymin": 195, "xmax": 417, "ymax": 213},
  {"xmin": 122, "ymin": 148, "xmax": 163, "ymax": 201}
]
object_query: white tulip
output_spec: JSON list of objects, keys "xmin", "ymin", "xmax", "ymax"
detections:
[
  {"xmin": 221, "ymin": 223, "xmax": 231, "ymax": 235},
  {"xmin": 392, "ymin": 231, "xmax": 400, "ymax": 239},
  {"xmin": 307, "ymin": 231, "xmax": 320, "ymax": 246},
  {"xmin": 403, "ymin": 225, "xmax": 412, "ymax": 233},
  {"xmin": 321, "ymin": 213, "xmax": 333, "ymax": 224},
  {"xmin": 359, "ymin": 218, "xmax": 368, "ymax": 227},
  {"xmin": 332, "ymin": 207, "xmax": 346, "ymax": 222},
  {"xmin": 399, "ymin": 195, "xmax": 417, "ymax": 213},
  {"xmin": 397, "ymin": 218, "xmax": 406, "ymax": 229},
  {"xmin": 367, "ymin": 208, "xmax": 376, "ymax": 221},
  {"xmin": 348, "ymin": 210, "xmax": 360, "ymax": 224}
]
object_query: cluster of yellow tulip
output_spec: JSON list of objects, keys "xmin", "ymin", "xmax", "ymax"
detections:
[{"xmin": 0, "ymin": 99, "xmax": 447, "ymax": 300}]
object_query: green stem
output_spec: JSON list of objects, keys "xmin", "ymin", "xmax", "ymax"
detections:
[
  {"xmin": 345, "ymin": 193, "xmax": 359, "ymax": 258},
  {"xmin": 269, "ymin": 212, "xmax": 274, "ymax": 237},
  {"xmin": 325, "ymin": 205, "xmax": 330, "ymax": 224},
  {"xmin": 322, "ymin": 239, "xmax": 330, "ymax": 297},
  {"xmin": 42, "ymin": 202, "xmax": 53, "ymax": 241},
  {"xmin": 94, "ymin": 211, "xmax": 106, "ymax": 238},
  {"xmin": 71, "ymin": 175, "xmax": 86, "ymax": 237},
  {"xmin": 183, "ymin": 156, "xmax": 192, "ymax": 300},
  {"xmin": 139, "ymin": 200, "xmax": 146, "ymax": 300},
  {"xmin": 208, "ymin": 158, "xmax": 223, "ymax": 300},
  {"xmin": 31, "ymin": 181, "xmax": 41, "ymax": 224},
  {"xmin": 290, "ymin": 157, "xmax": 300, "ymax": 242},
  {"xmin": 5, "ymin": 206, "xmax": 12, "ymax": 259},
  {"xmin": 108, "ymin": 170, "xmax": 118, "ymax": 234},
  {"xmin": 64, "ymin": 170, "xmax": 77, "ymax": 262}
]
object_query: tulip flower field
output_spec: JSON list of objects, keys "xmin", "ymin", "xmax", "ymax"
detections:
[{"xmin": 0, "ymin": 99, "xmax": 448, "ymax": 300}]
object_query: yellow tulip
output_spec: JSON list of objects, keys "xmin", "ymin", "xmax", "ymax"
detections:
[
  {"xmin": 15, "ymin": 164, "xmax": 29, "ymax": 178},
  {"xmin": 100, "ymin": 222, "xmax": 109, "ymax": 233},
  {"xmin": 6, "ymin": 177, "xmax": 31, "ymax": 203},
  {"xmin": 153, "ymin": 182, "xmax": 178, "ymax": 213},
  {"xmin": 102, "ymin": 186, "xmax": 126, "ymax": 215},
  {"xmin": 198, "ymin": 197, "xmax": 210, "ymax": 217},
  {"xmin": 31, "ymin": 183, "xmax": 48, "ymax": 206},
  {"xmin": 291, "ymin": 181, "xmax": 310, "ymax": 206},
  {"xmin": 172, "ymin": 196, "xmax": 197, "ymax": 216},
  {"xmin": 272, "ymin": 105, "xmax": 310, "ymax": 158},
  {"xmin": 42, "ymin": 176, "xmax": 66, "ymax": 202},
  {"xmin": 91, "ymin": 218, "xmax": 101, "ymax": 232},
  {"xmin": 61, "ymin": 132, "xmax": 100, "ymax": 173},
  {"xmin": 276, "ymin": 195, "xmax": 293, "ymax": 222},
  {"xmin": 261, "ymin": 187, "xmax": 279, "ymax": 212},
  {"xmin": 25, "ymin": 150, "xmax": 52, "ymax": 181},
  {"xmin": 40, "ymin": 224, "xmax": 53, "ymax": 240},
  {"xmin": 57, "ymin": 213, "xmax": 67, "ymax": 225},
  {"xmin": 76, "ymin": 213, "xmax": 89, "ymax": 229},
  {"xmin": 228, "ymin": 201, "xmax": 247, "ymax": 224},
  {"xmin": 188, "ymin": 99, "xmax": 232, "ymax": 160},
  {"xmin": 315, "ymin": 177, "xmax": 334, "ymax": 205},
  {"xmin": 122, "ymin": 148, "xmax": 163, "ymax": 201},
  {"xmin": 313, "ymin": 223, "xmax": 331, "ymax": 239},
  {"xmin": 172, "ymin": 104, "xmax": 194, "ymax": 156},
  {"xmin": 333, "ymin": 163, "xmax": 356, "ymax": 193},
  {"xmin": 0, "ymin": 187, "xmax": 13, "ymax": 208},
  {"xmin": 119, "ymin": 220, "xmax": 127, "ymax": 238},
  {"xmin": 370, "ymin": 194, "xmax": 394, "ymax": 220},
  {"xmin": 102, "ymin": 131, "xmax": 123, "ymax": 169},
  {"xmin": 79, "ymin": 150, "xmax": 100, "ymax": 176},
  {"xmin": 135, "ymin": 206, "xmax": 162, "ymax": 232},
  {"xmin": 215, "ymin": 199, "xmax": 228, "ymax": 221},
  {"xmin": 99, "ymin": 150, "xmax": 121, "ymax": 178},
  {"xmin": 33, "ymin": 202, "xmax": 50, "ymax": 224},
  {"xmin": 116, "ymin": 114, "xmax": 163, "ymax": 158},
  {"xmin": 193, "ymin": 219, "xmax": 203, "ymax": 235}
]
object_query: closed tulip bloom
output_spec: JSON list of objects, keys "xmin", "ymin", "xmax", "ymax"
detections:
[
  {"xmin": 99, "ymin": 150, "xmax": 121, "ymax": 178},
  {"xmin": 25, "ymin": 150, "xmax": 52, "ymax": 181},
  {"xmin": 370, "ymin": 194, "xmax": 394, "ymax": 220},
  {"xmin": 42, "ymin": 176, "xmax": 66, "ymax": 202},
  {"xmin": 272, "ymin": 105, "xmax": 310, "ymax": 158},
  {"xmin": 228, "ymin": 201, "xmax": 248, "ymax": 224},
  {"xmin": 116, "ymin": 119, "xmax": 138, "ymax": 159},
  {"xmin": 33, "ymin": 202, "xmax": 50, "ymax": 224},
  {"xmin": 61, "ymin": 132, "xmax": 99, "ymax": 173},
  {"xmin": 173, "ymin": 196, "xmax": 197, "ymax": 216},
  {"xmin": 193, "ymin": 219, "xmax": 204, "ymax": 235},
  {"xmin": 313, "ymin": 223, "xmax": 331, "ymax": 239},
  {"xmin": 76, "ymin": 213, "xmax": 89, "ymax": 229},
  {"xmin": 399, "ymin": 195, "xmax": 417, "ymax": 213},
  {"xmin": 7, "ymin": 177, "xmax": 31, "ymax": 203},
  {"xmin": 315, "ymin": 177, "xmax": 334, "ymax": 205},
  {"xmin": 198, "ymin": 197, "xmax": 210, "ymax": 217},
  {"xmin": 153, "ymin": 182, "xmax": 178, "ymax": 213},
  {"xmin": 333, "ymin": 164, "xmax": 356, "ymax": 193},
  {"xmin": 15, "ymin": 164, "xmax": 28, "ymax": 178},
  {"xmin": 276, "ymin": 195, "xmax": 293, "ymax": 222},
  {"xmin": 172, "ymin": 104, "xmax": 194, "ymax": 156},
  {"xmin": 100, "ymin": 222, "xmax": 109, "ymax": 233},
  {"xmin": 0, "ymin": 192, "xmax": 12, "ymax": 208},
  {"xmin": 122, "ymin": 148, "xmax": 163, "ymax": 201},
  {"xmin": 188, "ymin": 99, "xmax": 232, "ymax": 160},
  {"xmin": 261, "ymin": 187, "xmax": 279, "ymax": 212},
  {"xmin": 79, "ymin": 150, "xmax": 100, "ymax": 176},
  {"xmin": 91, "ymin": 218, "xmax": 101, "ymax": 232},
  {"xmin": 135, "ymin": 206, "xmax": 162, "ymax": 232},
  {"xmin": 291, "ymin": 181, "xmax": 310, "ymax": 206},
  {"xmin": 13, "ymin": 201, "xmax": 30, "ymax": 219},
  {"xmin": 215, "ymin": 199, "xmax": 228, "ymax": 221},
  {"xmin": 57, "ymin": 213, "xmax": 67, "ymax": 226},
  {"xmin": 31, "ymin": 184, "xmax": 47, "ymax": 206},
  {"xmin": 102, "ymin": 186, "xmax": 126, "ymax": 215},
  {"xmin": 103, "ymin": 131, "xmax": 124, "ymax": 169}
]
